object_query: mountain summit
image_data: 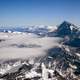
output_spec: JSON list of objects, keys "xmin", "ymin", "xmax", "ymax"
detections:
[{"xmin": 57, "ymin": 21, "xmax": 79, "ymax": 37}]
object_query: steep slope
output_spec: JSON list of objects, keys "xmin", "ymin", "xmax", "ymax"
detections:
[{"xmin": 0, "ymin": 21, "xmax": 80, "ymax": 80}]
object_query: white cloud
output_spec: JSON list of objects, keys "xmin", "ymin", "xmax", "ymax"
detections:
[{"xmin": 0, "ymin": 33, "xmax": 62, "ymax": 59}]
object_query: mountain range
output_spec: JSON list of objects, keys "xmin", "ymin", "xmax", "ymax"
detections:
[{"xmin": 0, "ymin": 21, "xmax": 80, "ymax": 80}]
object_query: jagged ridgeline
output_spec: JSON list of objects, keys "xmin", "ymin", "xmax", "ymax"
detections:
[{"xmin": 0, "ymin": 21, "xmax": 80, "ymax": 80}]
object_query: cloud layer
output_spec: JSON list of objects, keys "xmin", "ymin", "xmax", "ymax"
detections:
[{"xmin": 0, "ymin": 33, "xmax": 62, "ymax": 59}]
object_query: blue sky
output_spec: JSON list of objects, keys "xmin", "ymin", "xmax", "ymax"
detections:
[{"xmin": 0, "ymin": 0, "xmax": 80, "ymax": 26}]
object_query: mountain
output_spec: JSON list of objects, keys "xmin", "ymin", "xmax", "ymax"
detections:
[
  {"xmin": 56, "ymin": 21, "xmax": 80, "ymax": 37},
  {"xmin": 52, "ymin": 21, "xmax": 80, "ymax": 47},
  {"xmin": 51, "ymin": 20, "xmax": 80, "ymax": 44},
  {"xmin": 0, "ymin": 21, "xmax": 80, "ymax": 80},
  {"xmin": 57, "ymin": 21, "xmax": 72, "ymax": 36},
  {"xmin": 0, "ymin": 25, "xmax": 58, "ymax": 37}
]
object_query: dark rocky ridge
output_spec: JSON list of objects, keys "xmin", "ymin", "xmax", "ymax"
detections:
[{"xmin": 0, "ymin": 21, "xmax": 80, "ymax": 80}]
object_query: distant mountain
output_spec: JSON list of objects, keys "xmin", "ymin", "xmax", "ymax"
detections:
[
  {"xmin": 0, "ymin": 21, "xmax": 80, "ymax": 80},
  {"xmin": 47, "ymin": 21, "xmax": 80, "ymax": 47},
  {"xmin": 56, "ymin": 21, "xmax": 80, "ymax": 47},
  {"xmin": 57, "ymin": 21, "xmax": 72, "ymax": 36},
  {"xmin": 57, "ymin": 21, "xmax": 80, "ymax": 37},
  {"xmin": 0, "ymin": 25, "xmax": 52, "ymax": 37}
]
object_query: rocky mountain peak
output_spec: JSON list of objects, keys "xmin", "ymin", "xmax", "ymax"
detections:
[{"xmin": 57, "ymin": 21, "xmax": 79, "ymax": 37}]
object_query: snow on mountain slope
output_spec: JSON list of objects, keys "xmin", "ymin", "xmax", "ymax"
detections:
[
  {"xmin": 0, "ymin": 25, "xmax": 57, "ymax": 37},
  {"xmin": 0, "ymin": 21, "xmax": 80, "ymax": 80},
  {"xmin": 57, "ymin": 21, "xmax": 80, "ymax": 37}
]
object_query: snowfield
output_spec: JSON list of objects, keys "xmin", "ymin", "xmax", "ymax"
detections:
[{"xmin": 0, "ymin": 32, "xmax": 61, "ymax": 59}]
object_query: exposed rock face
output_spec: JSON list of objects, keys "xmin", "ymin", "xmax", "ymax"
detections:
[
  {"xmin": 0, "ymin": 63, "xmax": 32, "ymax": 80},
  {"xmin": 0, "ymin": 21, "xmax": 80, "ymax": 80},
  {"xmin": 57, "ymin": 21, "xmax": 72, "ymax": 36},
  {"xmin": 56, "ymin": 21, "xmax": 80, "ymax": 47}
]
